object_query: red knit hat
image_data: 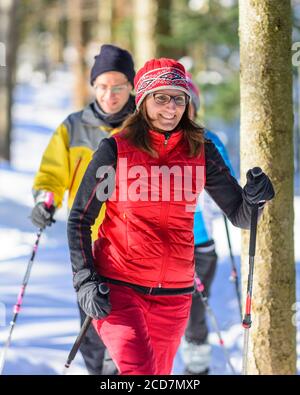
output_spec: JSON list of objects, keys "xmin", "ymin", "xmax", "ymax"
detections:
[
  {"xmin": 134, "ymin": 58, "xmax": 190, "ymax": 109},
  {"xmin": 186, "ymin": 72, "xmax": 200, "ymax": 112}
]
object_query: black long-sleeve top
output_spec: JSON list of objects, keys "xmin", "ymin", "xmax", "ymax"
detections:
[{"xmin": 68, "ymin": 137, "xmax": 263, "ymax": 288}]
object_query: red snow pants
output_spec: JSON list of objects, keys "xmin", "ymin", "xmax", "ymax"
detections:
[{"xmin": 93, "ymin": 283, "xmax": 192, "ymax": 375}]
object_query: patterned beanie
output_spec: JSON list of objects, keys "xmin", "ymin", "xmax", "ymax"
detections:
[
  {"xmin": 186, "ymin": 72, "xmax": 200, "ymax": 112},
  {"xmin": 134, "ymin": 58, "xmax": 191, "ymax": 109}
]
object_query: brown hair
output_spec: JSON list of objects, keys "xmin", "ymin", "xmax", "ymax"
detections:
[{"xmin": 120, "ymin": 99, "xmax": 205, "ymax": 157}]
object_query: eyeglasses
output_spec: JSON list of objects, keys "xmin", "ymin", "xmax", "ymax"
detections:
[
  {"xmin": 152, "ymin": 93, "xmax": 189, "ymax": 106},
  {"xmin": 94, "ymin": 82, "xmax": 129, "ymax": 95}
]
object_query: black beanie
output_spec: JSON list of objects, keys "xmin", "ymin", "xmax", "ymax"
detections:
[{"xmin": 90, "ymin": 44, "xmax": 135, "ymax": 86}]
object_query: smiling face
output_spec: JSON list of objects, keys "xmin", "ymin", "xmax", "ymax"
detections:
[
  {"xmin": 144, "ymin": 89, "xmax": 187, "ymax": 132},
  {"xmin": 94, "ymin": 71, "xmax": 132, "ymax": 114}
]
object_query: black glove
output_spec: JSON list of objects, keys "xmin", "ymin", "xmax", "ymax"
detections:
[
  {"xmin": 243, "ymin": 167, "xmax": 275, "ymax": 205},
  {"xmin": 76, "ymin": 272, "xmax": 111, "ymax": 320},
  {"xmin": 30, "ymin": 202, "xmax": 56, "ymax": 229}
]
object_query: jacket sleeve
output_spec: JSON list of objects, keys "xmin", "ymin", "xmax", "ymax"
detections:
[
  {"xmin": 204, "ymin": 139, "xmax": 264, "ymax": 229},
  {"xmin": 32, "ymin": 123, "xmax": 70, "ymax": 207},
  {"xmin": 67, "ymin": 137, "xmax": 117, "ymax": 289},
  {"xmin": 205, "ymin": 130, "xmax": 235, "ymax": 176}
]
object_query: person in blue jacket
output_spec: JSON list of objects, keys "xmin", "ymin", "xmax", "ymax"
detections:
[{"xmin": 182, "ymin": 74, "xmax": 235, "ymax": 375}]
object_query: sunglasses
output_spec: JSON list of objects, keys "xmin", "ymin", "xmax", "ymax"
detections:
[
  {"xmin": 94, "ymin": 82, "xmax": 129, "ymax": 95},
  {"xmin": 151, "ymin": 93, "xmax": 189, "ymax": 106}
]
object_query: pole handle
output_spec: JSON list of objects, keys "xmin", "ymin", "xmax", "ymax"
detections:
[
  {"xmin": 44, "ymin": 191, "xmax": 54, "ymax": 209},
  {"xmin": 250, "ymin": 167, "xmax": 263, "ymax": 178}
]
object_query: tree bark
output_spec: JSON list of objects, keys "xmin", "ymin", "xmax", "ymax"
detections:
[
  {"xmin": 239, "ymin": 0, "xmax": 296, "ymax": 374},
  {"xmin": 47, "ymin": 3, "xmax": 64, "ymax": 66},
  {"xmin": 0, "ymin": 0, "xmax": 19, "ymax": 162},
  {"xmin": 67, "ymin": 0, "xmax": 88, "ymax": 109},
  {"xmin": 133, "ymin": 0, "xmax": 157, "ymax": 69},
  {"xmin": 155, "ymin": 0, "xmax": 172, "ymax": 58},
  {"xmin": 96, "ymin": 0, "xmax": 113, "ymax": 44}
]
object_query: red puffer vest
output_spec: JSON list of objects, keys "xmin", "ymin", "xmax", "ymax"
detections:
[{"xmin": 93, "ymin": 129, "xmax": 206, "ymax": 288}]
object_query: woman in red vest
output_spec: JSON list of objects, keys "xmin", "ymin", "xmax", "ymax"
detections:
[{"xmin": 68, "ymin": 58, "xmax": 274, "ymax": 375}]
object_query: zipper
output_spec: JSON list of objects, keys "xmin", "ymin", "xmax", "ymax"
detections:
[
  {"xmin": 156, "ymin": 132, "xmax": 171, "ymax": 287},
  {"xmin": 69, "ymin": 157, "xmax": 82, "ymax": 195},
  {"xmin": 164, "ymin": 132, "xmax": 171, "ymax": 146}
]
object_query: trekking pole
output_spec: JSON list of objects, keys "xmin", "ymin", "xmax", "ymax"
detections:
[
  {"xmin": 223, "ymin": 214, "xmax": 242, "ymax": 321},
  {"xmin": 63, "ymin": 315, "xmax": 93, "ymax": 374},
  {"xmin": 195, "ymin": 276, "xmax": 236, "ymax": 375},
  {"xmin": 63, "ymin": 282, "xmax": 110, "ymax": 374},
  {"xmin": 0, "ymin": 192, "xmax": 54, "ymax": 375},
  {"xmin": 242, "ymin": 167, "xmax": 262, "ymax": 375}
]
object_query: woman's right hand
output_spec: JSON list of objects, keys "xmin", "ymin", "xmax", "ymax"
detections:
[{"xmin": 77, "ymin": 278, "xmax": 111, "ymax": 320}]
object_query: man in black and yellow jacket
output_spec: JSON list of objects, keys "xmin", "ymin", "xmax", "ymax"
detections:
[{"xmin": 31, "ymin": 44, "xmax": 135, "ymax": 374}]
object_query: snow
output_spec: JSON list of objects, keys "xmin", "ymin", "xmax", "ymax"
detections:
[{"xmin": 0, "ymin": 73, "xmax": 299, "ymax": 375}]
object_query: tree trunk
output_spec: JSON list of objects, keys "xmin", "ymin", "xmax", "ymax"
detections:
[
  {"xmin": 0, "ymin": 0, "xmax": 19, "ymax": 162},
  {"xmin": 47, "ymin": 4, "xmax": 64, "ymax": 66},
  {"xmin": 155, "ymin": 0, "xmax": 172, "ymax": 58},
  {"xmin": 239, "ymin": 0, "xmax": 296, "ymax": 374},
  {"xmin": 133, "ymin": 0, "xmax": 157, "ymax": 69},
  {"xmin": 67, "ymin": 0, "xmax": 88, "ymax": 109},
  {"xmin": 96, "ymin": 0, "xmax": 113, "ymax": 44}
]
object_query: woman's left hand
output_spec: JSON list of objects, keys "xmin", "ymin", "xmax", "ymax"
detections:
[{"xmin": 243, "ymin": 167, "xmax": 275, "ymax": 205}]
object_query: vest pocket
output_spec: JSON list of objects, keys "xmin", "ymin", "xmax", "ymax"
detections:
[{"xmin": 125, "ymin": 213, "xmax": 162, "ymax": 262}]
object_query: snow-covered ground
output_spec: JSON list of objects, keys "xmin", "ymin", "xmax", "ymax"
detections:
[{"xmin": 0, "ymin": 72, "xmax": 299, "ymax": 375}]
